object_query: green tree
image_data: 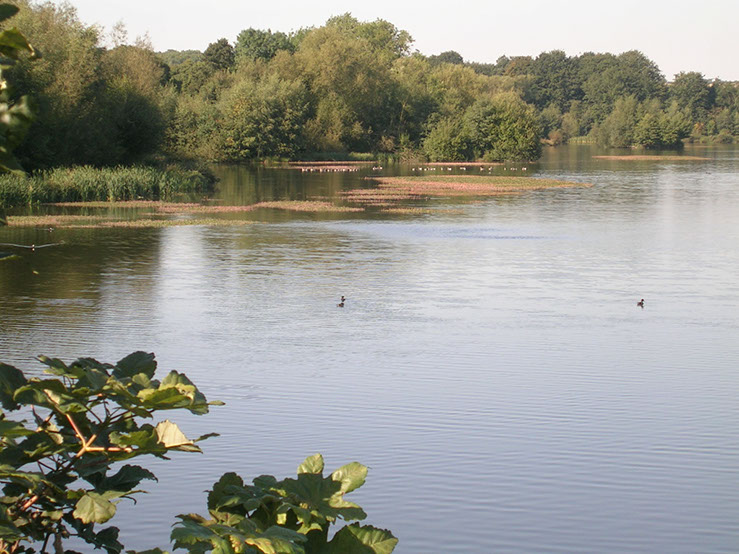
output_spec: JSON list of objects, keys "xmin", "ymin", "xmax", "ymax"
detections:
[
  {"xmin": 633, "ymin": 111, "xmax": 662, "ymax": 148},
  {"xmin": 235, "ymin": 28, "xmax": 293, "ymax": 62},
  {"xmin": 669, "ymin": 71, "xmax": 714, "ymax": 123},
  {"xmin": 581, "ymin": 51, "xmax": 666, "ymax": 132},
  {"xmin": 421, "ymin": 116, "xmax": 470, "ymax": 161},
  {"xmin": 659, "ymin": 100, "xmax": 691, "ymax": 146},
  {"xmin": 203, "ymin": 38, "xmax": 234, "ymax": 71},
  {"xmin": 526, "ymin": 50, "xmax": 582, "ymax": 111},
  {"xmin": 428, "ymin": 50, "xmax": 464, "ymax": 66},
  {"xmin": 101, "ymin": 43, "xmax": 168, "ymax": 161},
  {"xmin": 217, "ymin": 74, "xmax": 309, "ymax": 160},
  {"xmin": 462, "ymin": 93, "xmax": 541, "ymax": 161},
  {"xmin": 170, "ymin": 59, "xmax": 215, "ymax": 96},
  {"xmin": 0, "ymin": 2, "xmax": 37, "ymax": 175},
  {"xmin": 538, "ymin": 103, "xmax": 562, "ymax": 138},
  {"xmin": 595, "ymin": 95, "xmax": 640, "ymax": 147}
]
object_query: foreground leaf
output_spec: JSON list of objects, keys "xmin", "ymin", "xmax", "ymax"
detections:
[
  {"xmin": 327, "ymin": 523, "xmax": 398, "ymax": 554},
  {"xmin": 74, "ymin": 492, "xmax": 118, "ymax": 524}
]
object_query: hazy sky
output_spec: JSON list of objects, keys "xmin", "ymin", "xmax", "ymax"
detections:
[{"xmin": 52, "ymin": 0, "xmax": 738, "ymax": 81}]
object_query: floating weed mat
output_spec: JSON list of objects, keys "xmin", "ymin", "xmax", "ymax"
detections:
[
  {"xmin": 592, "ymin": 155, "xmax": 710, "ymax": 161},
  {"xmin": 154, "ymin": 201, "xmax": 364, "ymax": 214},
  {"xmin": 49, "ymin": 200, "xmax": 174, "ymax": 208},
  {"xmin": 419, "ymin": 162, "xmax": 504, "ymax": 167},
  {"xmin": 251, "ymin": 201, "xmax": 364, "ymax": 212},
  {"xmin": 289, "ymin": 165, "xmax": 363, "ymax": 172},
  {"xmin": 155, "ymin": 204, "xmax": 255, "ymax": 214},
  {"xmin": 6, "ymin": 215, "xmax": 113, "ymax": 227},
  {"xmin": 287, "ymin": 161, "xmax": 375, "ymax": 165},
  {"xmin": 97, "ymin": 218, "xmax": 257, "ymax": 228},
  {"xmin": 339, "ymin": 175, "xmax": 591, "ymax": 212},
  {"xmin": 365, "ymin": 176, "xmax": 591, "ymax": 196},
  {"xmin": 6, "ymin": 215, "xmax": 257, "ymax": 229},
  {"xmin": 379, "ymin": 207, "xmax": 466, "ymax": 215}
]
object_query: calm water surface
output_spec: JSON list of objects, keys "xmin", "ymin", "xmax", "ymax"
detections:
[{"xmin": 1, "ymin": 145, "xmax": 738, "ymax": 552}]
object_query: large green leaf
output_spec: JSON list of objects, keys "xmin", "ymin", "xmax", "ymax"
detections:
[
  {"xmin": 73, "ymin": 491, "xmax": 118, "ymax": 524},
  {"xmin": 14, "ymin": 378, "xmax": 87, "ymax": 413},
  {"xmin": 114, "ymin": 351, "xmax": 157, "ymax": 380},
  {"xmin": 297, "ymin": 453, "xmax": 324, "ymax": 475},
  {"xmin": 0, "ymin": 362, "xmax": 27, "ymax": 410},
  {"xmin": 0, "ymin": 418, "xmax": 33, "ymax": 439},
  {"xmin": 155, "ymin": 420, "xmax": 201, "ymax": 452},
  {"xmin": 99, "ymin": 464, "xmax": 157, "ymax": 493},
  {"xmin": 330, "ymin": 462, "xmax": 367, "ymax": 495},
  {"xmin": 327, "ymin": 524, "xmax": 398, "ymax": 554},
  {"xmin": 274, "ymin": 471, "xmax": 367, "ymax": 532}
]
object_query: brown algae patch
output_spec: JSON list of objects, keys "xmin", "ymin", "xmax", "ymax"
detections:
[
  {"xmin": 378, "ymin": 207, "xmax": 465, "ymax": 215},
  {"xmin": 251, "ymin": 201, "xmax": 363, "ymax": 213},
  {"xmin": 592, "ymin": 155, "xmax": 710, "ymax": 161},
  {"xmin": 155, "ymin": 204, "xmax": 257, "ymax": 214},
  {"xmin": 289, "ymin": 165, "xmax": 363, "ymax": 172},
  {"xmin": 365, "ymin": 176, "xmax": 590, "ymax": 196},
  {"xmin": 421, "ymin": 162, "xmax": 504, "ymax": 167},
  {"xmin": 6, "ymin": 215, "xmax": 257, "ymax": 229},
  {"xmin": 287, "ymin": 161, "xmax": 375, "ymax": 166},
  {"xmin": 7, "ymin": 215, "xmax": 113, "ymax": 227},
  {"xmin": 97, "ymin": 218, "xmax": 257, "ymax": 228},
  {"xmin": 47, "ymin": 200, "xmax": 186, "ymax": 208}
]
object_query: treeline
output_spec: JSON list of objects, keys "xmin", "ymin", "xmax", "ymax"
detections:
[{"xmin": 5, "ymin": 2, "xmax": 738, "ymax": 170}]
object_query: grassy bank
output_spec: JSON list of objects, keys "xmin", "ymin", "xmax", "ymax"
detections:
[{"xmin": 0, "ymin": 165, "xmax": 215, "ymax": 209}]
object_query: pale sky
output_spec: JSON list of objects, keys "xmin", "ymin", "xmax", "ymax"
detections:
[{"xmin": 51, "ymin": 0, "xmax": 738, "ymax": 81}]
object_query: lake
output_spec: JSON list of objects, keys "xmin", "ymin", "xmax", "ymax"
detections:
[{"xmin": 1, "ymin": 145, "xmax": 738, "ymax": 552}]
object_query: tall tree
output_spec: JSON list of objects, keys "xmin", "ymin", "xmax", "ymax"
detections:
[
  {"xmin": 235, "ymin": 28, "xmax": 293, "ymax": 62},
  {"xmin": 669, "ymin": 72, "xmax": 714, "ymax": 121},
  {"xmin": 203, "ymin": 38, "xmax": 235, "ymax": 71}
]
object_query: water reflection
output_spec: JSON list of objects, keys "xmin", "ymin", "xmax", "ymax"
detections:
[{"xmin": 1, "ymin": 145, "xmax": 738, "ymax": 552}]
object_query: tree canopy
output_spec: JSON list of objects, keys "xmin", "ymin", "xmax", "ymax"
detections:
[{"xmin": 4, "ymin": 4, "xmax": 737, "ymax": 168}]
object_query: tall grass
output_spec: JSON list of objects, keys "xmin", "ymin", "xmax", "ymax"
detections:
[{"xmin": 0, "ymin": 165, "xmax": 215, "ymax": 208}]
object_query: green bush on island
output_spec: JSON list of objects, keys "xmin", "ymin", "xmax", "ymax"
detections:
[{"xmin": 0, "ymin": 352, "xmax": 397, "ymax": 554}]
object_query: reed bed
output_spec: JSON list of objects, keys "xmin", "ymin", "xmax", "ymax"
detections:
[
  {"xmin": 592, "ymin": 155, "xmax": 710, "ymax": 161},
  {"xmin": 0, "ymin": 166, "xmax": 214, "ymax": 208}
]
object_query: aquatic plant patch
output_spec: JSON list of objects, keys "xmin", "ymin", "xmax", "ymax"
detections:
[
  {"xmin": 0, "ymin": 166, "xmax": 215, "ymax": 209},
  {"xmin": 592, "ymin": 155, "xmax": 710, "ymax": 161},
  {"xmin": 365, "ymin": 175, "xmax": 590, "ymax": 196},
  {"xmin": 251, "ymin": 201, "xmax": 364, "ymax": 212}
]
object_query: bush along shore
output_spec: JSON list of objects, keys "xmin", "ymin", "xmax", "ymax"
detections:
[{"xmin": 0, "ymin": 165, "xmax": 216, "ymax": 209}]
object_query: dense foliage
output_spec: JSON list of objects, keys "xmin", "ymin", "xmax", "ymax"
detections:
[
  {"xmin": 3, "ymin": 3, "xmax": 738, "ymax": 168},
  {"xmin": 0, "ymin": 2, "xmax": 36, "ymax": 175},
  {"xmin": 0, "ymin": 353, "xmax": 396, "ymax": 553}
]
